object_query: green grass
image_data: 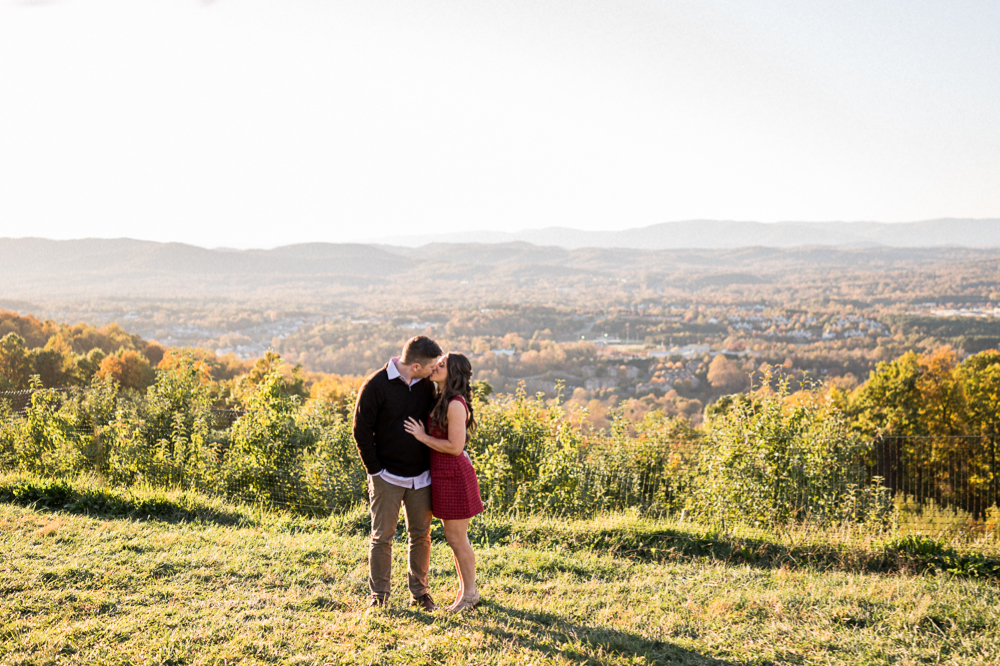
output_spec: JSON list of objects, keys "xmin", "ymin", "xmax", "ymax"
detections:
[{"xmin": 2, "ymin": 474, "xmax": 999, "ymax": 665}]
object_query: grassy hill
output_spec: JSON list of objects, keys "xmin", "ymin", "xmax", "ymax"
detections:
[{"xmin": 2, "ymin": 474, "xmax": 998, "ymax": 665}]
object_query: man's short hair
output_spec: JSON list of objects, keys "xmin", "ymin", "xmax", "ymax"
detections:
[{"xmin": 400, "ymin": 336, "xmax": 442, "ymax": 365}]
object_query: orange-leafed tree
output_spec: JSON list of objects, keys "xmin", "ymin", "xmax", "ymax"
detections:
[
  {"xmin": 914, "ymin": 346, "xmax": 967, "ymax": 437},
  {"xmin": 849, "ymin": 346, "xmax": 982, "ymax": 511},
  {"xmin": 47, "ymin": 321, "xmax": 144, "ymax": 356},
  {"xmin": 0, "ymin": 311, "xmax": 56, "ymax": 349},
  {"xmin": 143, "ymin": 341, "xmax": 167, "ymax": 367},
  {"xmin": 707, "ymin": 354, "xmax": 746, "ymax": 392},
  {"xmin": 955, "ymin": 349, "xmax": 1000, "ymax": 507},
  {"xmin": 97, "ymin": 350, "xmax": 155, "ymax": 392},
  {"xmin": 308, "ymin": 373, "xmax": 363, "ymax": 419}
]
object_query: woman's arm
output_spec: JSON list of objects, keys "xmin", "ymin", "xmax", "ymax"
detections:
[{"xmin": 403, "ymin": 400, "xmax": 468, "ymax": 456}]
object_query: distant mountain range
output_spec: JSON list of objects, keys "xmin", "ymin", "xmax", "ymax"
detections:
[
  {"xmin": 0, "ymin": 235, "xmax": 997, "ymax": 306},
  {"xmin": 384, "ymin": 219, "xmax": 1000, "ymax": 249}
]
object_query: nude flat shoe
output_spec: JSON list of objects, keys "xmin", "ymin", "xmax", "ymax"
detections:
[{"xmin": 448, "ymin": 591, "xmax": 481, "ymax": 612}]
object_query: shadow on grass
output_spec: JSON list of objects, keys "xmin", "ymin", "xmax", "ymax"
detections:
[
  {"xmin": 388, "ymin": 602, "xmax": 743, "ymax": 665},
  {"xmin": 475, "ymin": 600, "xmax": 745, "ymax": 666},
  {"xmin": 0, "ymin": 476, "xmax": 251, "ymax": 526},
  {"xmin": 4, "ymin": 473, "xmax": 996, "ymax": 580},
  {"xmin": 468, "ymin": 519, "xmax": 1000, "ymax": 581}
]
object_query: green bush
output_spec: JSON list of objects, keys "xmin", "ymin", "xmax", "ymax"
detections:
[
  {"xmin": 469, "ymin": 389, "xmax": 698, "ymax": 516},
  {"xmin": 104, "ymin": 358, "xmax": 221, "ymax": 491},
  {"xmin": 222, "ymin": 370, "xmax": 316, "ymax": 507},
  {"xmin": 575, "ymin": 409, "xmax": 700, "ymax": 516},
  {"xmin": 1, "ymin": 380, "xmax": 92, "ymax": 476},
  {"xmin": 471, "ymin": 389, "xmax": 581, "ymax": 514},
  {"xmin": 296, "ymin": 401, "xmax": 367, "ymax": 512},
  {"xmin": 886, "ymin": 533, "xmax": 1000, "ymax": 578},
  {"xmin": 687, "ymin": 376, "xmax": 892, "ymax": 528},
  {"xmin": 1, "ymin": 364, "xmax": 369, "ymax": 514},
  {"xmin": 4, "ymin": 365, "xmax": 983, "ymax": 541}
]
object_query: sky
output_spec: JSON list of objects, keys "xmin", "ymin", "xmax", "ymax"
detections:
[{"xmin": 0, "ymin": 0, "xmax": 998, "ymax": 249}]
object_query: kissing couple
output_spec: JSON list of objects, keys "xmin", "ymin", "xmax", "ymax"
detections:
[{"xmin": 352, "ymin": 336, "xmax": 484, "ymax": 612}]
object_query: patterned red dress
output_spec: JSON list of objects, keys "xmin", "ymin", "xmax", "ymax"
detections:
[{"xmin": 428, "ymin": 396, "xmax": 484, "ymax": 520}]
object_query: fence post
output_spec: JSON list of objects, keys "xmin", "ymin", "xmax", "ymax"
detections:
[
  {"xmin": 875, "ymin": 435, "xmax": 900, "ymax": 498},
  {"xmin": 992, "ymin": 435, "xmax": 998, "ymax": 511}
]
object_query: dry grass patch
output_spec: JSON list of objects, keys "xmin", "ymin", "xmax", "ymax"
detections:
[{"xmin": 36, "ymin": 517, "xmax": 65, "ymax": 537}]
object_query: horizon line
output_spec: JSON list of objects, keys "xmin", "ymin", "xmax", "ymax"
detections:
[{"xmin": 1, "ymin": 217, "xmax": 998, "ymax": 252}]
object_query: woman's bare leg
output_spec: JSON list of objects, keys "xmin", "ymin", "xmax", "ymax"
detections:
[
  {"xmin": 442, "ymin": 518, "xmax": 476, "ymax": 607},
  {"xmin": 452, "ymin": 552, "xmax": 463, "ymax": 605}
]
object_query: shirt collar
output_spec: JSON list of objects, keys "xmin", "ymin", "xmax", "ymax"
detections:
[{"xmin": 387, "ymin": 357, "xmax": 422, "ymax": 387}]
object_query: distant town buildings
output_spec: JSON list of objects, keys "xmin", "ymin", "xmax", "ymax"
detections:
[
  {"xmin": 727, "ymin": 313, "xmax": 888, "ymax": 340},
  {"xmin": 930, "ymin": 307, "xmax": 1000, "ymax": 318},
  {"xmin": 649, "ymin": 344, "xmax": 710, "ymax": 359}
]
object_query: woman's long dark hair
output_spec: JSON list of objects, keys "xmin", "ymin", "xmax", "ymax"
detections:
[{"xmin": 430, "ymin": 353, "xmax": 476, "ymax": 442}]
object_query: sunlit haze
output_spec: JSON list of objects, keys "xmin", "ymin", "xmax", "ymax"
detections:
[{"xmin": 1, "ymin": 0, "xmax": 998, "ymax": 248}]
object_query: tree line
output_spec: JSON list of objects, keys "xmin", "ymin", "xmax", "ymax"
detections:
[{"xmin": 1, "ymin": 313, "xmax": 998, "ymax": 535}]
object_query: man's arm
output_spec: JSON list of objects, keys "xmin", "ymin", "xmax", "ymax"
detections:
[{"xmin": 352, "ymin": 378, "xmax": 383, "ymax": 475}]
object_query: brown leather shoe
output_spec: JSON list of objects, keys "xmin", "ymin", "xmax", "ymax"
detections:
[
  {"xmin": 367, "ymin": 597, "xmax": 387, "ymax": 610},
  {"xmin": 409, "ymin": 593, "xmax": 438, "ymax": 611}
]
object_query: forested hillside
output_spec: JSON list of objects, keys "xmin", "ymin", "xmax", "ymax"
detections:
[{"xmin": 2, "ymin": 306, "xmax": 998, "ymax": 443}]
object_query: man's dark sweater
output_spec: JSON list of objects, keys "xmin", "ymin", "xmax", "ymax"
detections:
[{"xmin": 352, "ymin": 362, "xmax": 436, "ymax": 477}]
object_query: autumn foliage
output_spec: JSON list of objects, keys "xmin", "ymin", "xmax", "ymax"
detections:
[{"xmin": 97, "ymin": 351, "xmax": 155, "ymax": 392}]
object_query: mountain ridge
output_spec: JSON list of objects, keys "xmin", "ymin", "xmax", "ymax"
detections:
[
  {"xmin": 1, "ymin": 236, "xmax": 997, "ymax": 297},
  {"xmin": 381, "ymin": 218, "xmax": 1000, "ymax": 249}
]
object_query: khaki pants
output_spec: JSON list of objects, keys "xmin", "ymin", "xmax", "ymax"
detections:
[{"xmin": 367, "ymin": 474, "xmax": 432, "ymax": 601}]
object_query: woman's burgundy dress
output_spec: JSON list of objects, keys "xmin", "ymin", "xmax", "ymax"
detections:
[{"xmin": 428, "ymin": 396, "xmax": 484, "ymax": 520}]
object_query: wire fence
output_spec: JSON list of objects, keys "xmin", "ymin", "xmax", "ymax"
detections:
[
  {"xmin": 871, "ymin": 435, "xmax": 999, "ymax": 537},
  {"xmin": 1, "ymin": 389, "xmax": 998, "ymax": 542}
]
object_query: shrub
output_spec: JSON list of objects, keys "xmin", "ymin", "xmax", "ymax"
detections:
[
  {"xmin": 577, "ymin": 408, "xmax": 700, "ymax": 516},
  {"xmin": 5, "ymin": 380, "xmax": 91, "ymax": 476},
  {"xmin": 470, "ymin": 389, "xmax": 697, "ymax": 516},
  {"xmin": 104, "ymin": 357, "xmax": 221, "ymax": 491},
  {"xmin": 471, "ymin": 389, "xmax": 581, "ymax": 514},
  {"xmin": 222, "ymin": 370, "xmax": 316, "ymax": 507},
  {"xmin": 296, "ymin": 402, "xmax": 366, "ymax": 512},
  {"xmin": 687, "ymin": 375, "xmax": 892, "ymax": 528}
]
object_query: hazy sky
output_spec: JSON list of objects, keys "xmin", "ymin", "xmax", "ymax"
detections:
[{"xmin": 1, "ymin": 0, "xmax": 998, "ymax": 248}]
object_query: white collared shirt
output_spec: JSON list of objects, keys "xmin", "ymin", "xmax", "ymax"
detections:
[
  {"xmin": 385, "ymin": 356, "xmax": 423, "ymax": 387},
  {"xmin": 370, "ymin": 357, "xmax": 432, "ymax": 490}
]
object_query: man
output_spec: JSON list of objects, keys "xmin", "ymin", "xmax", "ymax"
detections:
[{"xmin": 353, "ymin": 335, "xmax": 442, "ymax": 610}]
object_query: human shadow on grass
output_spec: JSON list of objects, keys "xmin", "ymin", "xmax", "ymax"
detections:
[{"xmin": 403, "ymin": 600, "xmax": 753, "ymax": 666}]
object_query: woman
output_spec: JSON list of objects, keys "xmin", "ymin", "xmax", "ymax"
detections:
[{"xmin": 404, "ymin": 352, "xmax": 483, "ymax": 612}]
